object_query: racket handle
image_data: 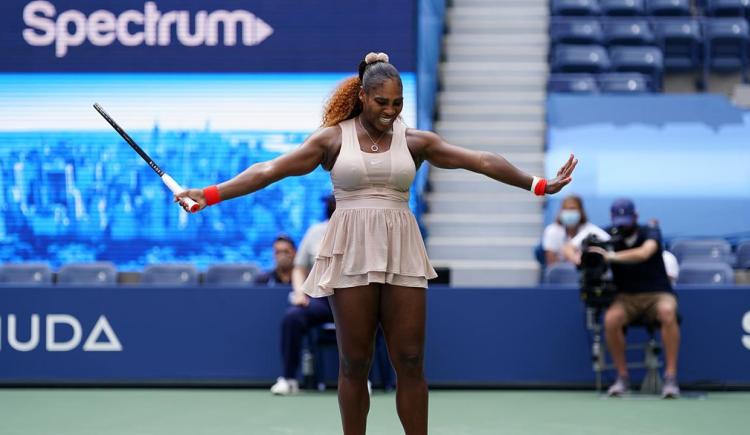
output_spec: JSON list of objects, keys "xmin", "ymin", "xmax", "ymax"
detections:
[{"xmin": 161, "ymin": 174, "xmax": 200, "ymax": 213}]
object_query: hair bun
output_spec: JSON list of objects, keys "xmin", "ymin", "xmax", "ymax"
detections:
[{"xmin": 364, "ymin": 52, "xmax": 389, "ymax": 64}]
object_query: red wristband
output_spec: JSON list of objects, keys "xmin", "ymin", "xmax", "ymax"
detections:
[
  {"xmin": 534, "ymin": 178, "xmax": 547, "ymax": 196},
  {"xmin": 203, "ymin": 185, "xmax": 221, "ymax": 206}
]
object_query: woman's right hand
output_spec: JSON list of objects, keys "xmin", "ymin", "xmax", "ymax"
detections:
[{"xmin": 174, "ymin": 188, "xmax": 207, "ymax": 212}]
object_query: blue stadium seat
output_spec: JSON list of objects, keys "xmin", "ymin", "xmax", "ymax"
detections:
[
  {"xmin": 57, "ymin": 262, "xmax": 117, "ymax": 286},
  {"xmin": 670, "ymin": 239, "xmax": 733, "ymax": 263},
  {"xmin": 597, "ymin": 72, "xmax": 652, "ymax": 91},
  {"xmin": 646, "ymin": 0, "xmax": 692, "ymax": 16},
  {"xmin": 0, "ymin": 263, "xmax": 52, "ymax": 285},
  {"xmin": 736, "ymin": 240, "xmax": 750, "ymax": 268},
  {"xmin": 205, "ymin": 263, "xmax": 261, "ymax": 285},
  {"xmin": 704, "ymin": 0, "xmax": 750, "ymax": 17},
  {"xmin": 702, "ymin": 18, "xmax": 750, "ymax": 82},
  {"xmin": 600, "ymin": 0, "xmax": 646, "ymax": 16},
  {"xmin": 551, "ymin": 18, "xmax": 605, "ymax": 45},
  {"xmin": 677, "ymin": 262, "xmax": 734, "ymax": 284},
  {"xmin": 553, "ymin": 45, "xmax": 611, "ymax": 72},
  {"xmin": 653, "ymin": 18, "xmax": 703, "ymax": 71},
  {"xmin": 549, "ymin": 73, "xmax": 600, "ymax": 92},
  {"xmin": 551, "ymin": 0, "xmax": 601, "ymax": 16},
  {"xmin": 544, "ymin": 262, "xmax": 580, "ymax": 285},
  {"xmin": 609, "ymin": 45, "xmax": 664, "ymax": 89},
  {"xmin": 603, "ymin": 18, "xmax": 655, "ymax": 45},
  {"xmin": 142, "ymin": 264, "xmax": 198, "ymax": 285}
]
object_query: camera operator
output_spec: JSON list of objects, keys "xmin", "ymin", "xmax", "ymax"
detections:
[{"xmin": 568, "ymin": 199, "xmax": 680, "ymax": 398}]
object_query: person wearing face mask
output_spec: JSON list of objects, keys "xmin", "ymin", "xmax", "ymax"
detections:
[
  {"xmin": 542, "ymin": 195, "xmax": 608, "ymax": 266},
  {"xmin": 569, "ymin": 198, "xmax": 681, "ymax": 399},
  {"xmin": 254, "ymin": 234, "xmax": 297, "ymax": 286}
]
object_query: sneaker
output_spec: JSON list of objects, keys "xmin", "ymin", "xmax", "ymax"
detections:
[
  {"xmin": 661, "ymin": 375, "xmax": 680, "ymax": 399},
  {"xmin": 270, "ymin": 377, "xmax": 299, "ymax": 396},
  {"xmin": 607, "ymin": 376, "xmax": 631, "ymax": 397}
]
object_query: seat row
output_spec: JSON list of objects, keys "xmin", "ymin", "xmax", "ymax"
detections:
[
  {"xmin": 552, "ymin": 0, "xmax": 750, "ymax": 17},
  {"xmin": 551, "ymin": 45, "xmax": 666, "ymax": 89},
  {"xmin": 0, "ymin": 262, "xmax": 263, "ymax": 286}
]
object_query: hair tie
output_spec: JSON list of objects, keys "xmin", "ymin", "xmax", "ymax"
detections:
[{"xmin": 364, "ymin": 52, "xmax": 389, "ymax": 65}]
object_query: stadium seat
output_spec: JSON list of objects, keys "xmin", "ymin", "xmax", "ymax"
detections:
[
  {"xmin": 603, "ymin": 18, "xmax": 656, "ymax": 45},
  {"xmin": 597, "ymin": 72, "xmax": 652, "ymax": 91},
  {"xmin": 205, "ymin": 263, "xmax": 261, "ymax": 285},
  {"xmin": 551, "ymin": 0, "xmax": 601, "ymax": 16},
  {"xmin": 600, "ymin": 0, "xmax": 646, "ymax": 16},
  {"xmin": 736, "ymin": 240, "xmax": 750, "ymax": 268},
  {"xmin": 0, "ymin": 263, "xmax": 52, "ymax": 285},
  {"xmin": 544, "ymin": 262, "xmax": 580, "ymax": 285},
  {"xmin": 653, "ymin": 18, "xmax": 703, "ymax": 71},
  {"xmin": 57, "ymin": 262, "xmax": 117, "ymax": 286},
  {"xmin": 552, "ymin": 45, "xmax": 611, "ymax": 73},
  {"xmin": 609, "ymin": 45, "xmax": 664, "ymax": 89},
  {"xmin": 677, "ymin": 262, "xmax": 734, "ymax": 284},
  {"xmin": 646, "ymin": 0, "xmax": 692, "ymax": 16},
  {"xmin": 548, "ymin": 73, "xmax": 600, "ymax": 92},
  {"xmin": 704, "ymin": 0, "xmax": 750, "ymax": 17},
  {"xmin": 702, "ymin": 18, "xmax": 750, "ymax": 82},
  {"xmin": 550, "ymin": 17, "xmax": 605, "ymax": 45},
  {"xmin": 670, "ymin": 239, "xmax": 733, "ymax": 263},
  {"xmin": 142, "ymin": 263, "xmax": 198, "ymax": 285}
]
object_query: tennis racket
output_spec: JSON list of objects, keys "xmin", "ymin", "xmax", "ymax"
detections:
[{"xmin": 93, "ymin": 103, "xmax": 200, "ymax": 213}]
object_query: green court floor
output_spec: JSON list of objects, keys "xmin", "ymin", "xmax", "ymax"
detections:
[{"xmin": 0, "ymin": 389, "xmax": 747, "ymax": 435}]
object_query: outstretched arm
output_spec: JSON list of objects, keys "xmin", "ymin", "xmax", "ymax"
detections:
[
  {"xmin": 176, "ymin": 127, "xmax": 338, "ymax": 210},
  {"xmin": 408, "ymin": 129, "xmax": 577, "ymax": 194}
]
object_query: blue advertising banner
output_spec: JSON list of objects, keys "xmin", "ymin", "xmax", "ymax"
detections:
[
  {"xmin": 1, "ymin": 0, "xmax": 416, "ymax": 72},
  {"xmin": 0, "ymin": 286, "xmax": 748, "ymax": 386}
]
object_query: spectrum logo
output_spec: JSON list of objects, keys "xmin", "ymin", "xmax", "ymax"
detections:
[{"xmin": 22, "ymin": 1, "xmax": 274, "ymax": 58}]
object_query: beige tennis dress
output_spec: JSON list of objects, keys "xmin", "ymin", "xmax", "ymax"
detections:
[{"xmin": 302, "ymin": 118, "xmax": 437, "ymax": 297}]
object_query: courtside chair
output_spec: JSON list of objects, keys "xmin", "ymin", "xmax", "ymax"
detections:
[
  {"xmin": 736, "ymin": 240, "xmax": 750, "ymax": 269},
  {"xmin": 704, "ymin": 0, "xmax": 750, "ymax": 17},
  {"xmin": 646, "ymin": 0, "xmax": 692, "ymax": 16},
  {"xmin": 670, "ymin": 239, "xmax": 733, "ymax": 263},
  {"xmin": 551, "ymin": 0, "xmax": 602, "ymax": 16},
  {"xmin": 603, "ymin": 18, "xmax": 656, "ymax": 45},
  {"xmin": 553, "ymin": 44, "xmax": 612, "ymax": 72},
  {"xmin": 597, "ymin": 72, "xmax": 653, "ymax": 91},
  {"xmin": 543, "ymin": 262, "xmax": 581, "ymax": 285},
  {"xmin": 548, "ymin": 73, "xmax": 601, "ymax": 92},
  {"xmin": 677, "ymin": 261, "xmax": 735, "ymax": 284},
  {"xmin": 702, "ymin": 17, "xmax": 750, "ymax": 83},
  {"xmin": 57, "ymin": 262, "xmax": 117, "ymax": 286},
  {"xmin": 600, "ymin": 0, "xmax": 647, "ymax": 16},
  {"xmin": 205, "ymin": 263, "xmax": 261, "ymax": 285},
  {"xmin": 0, "ymin": 263, "xmax": 52, "ymax": 285},
  {"xmin": 609, "ymin": 45, "xmax": 665, "ymax": 89},
  {"xmin": 653, "ymin": 18, "xmax": 703, "ymax": 71},
  {"xmin": 141, "ymin": 263, "xmax": 198, "ymax": 285},
  {"xmin": 551, "ymin": 17, "xmax": 606, "ymax": 45}
]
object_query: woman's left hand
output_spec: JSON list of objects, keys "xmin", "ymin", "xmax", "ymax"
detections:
[{"xmin": 545, "ymin": 154, "xmax": 578, "ymax": 194}]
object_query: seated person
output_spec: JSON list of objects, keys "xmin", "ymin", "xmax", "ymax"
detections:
[
  {"xmin": 255, "ymin": 234, "xmax": 296, "ymax": 286},
  {"xmin": 570, "ymin": 198, "xmax": 681, "ymax": 398},
  {"xmin": 543, "ymin": 195, "xmax": 608, "ymax": 266},
  {"xmin": 270, "ymin": 196, "xmax": 336, "ymax": 395}
]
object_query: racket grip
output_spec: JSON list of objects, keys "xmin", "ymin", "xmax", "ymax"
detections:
[{"xmin": 161, "ymin": 174, "xmax": 200, "ymax": 213}]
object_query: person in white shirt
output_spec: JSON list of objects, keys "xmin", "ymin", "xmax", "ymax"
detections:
[{"xmin": 543, "ymin": 195, "xmax": 608, "ymax": 266}]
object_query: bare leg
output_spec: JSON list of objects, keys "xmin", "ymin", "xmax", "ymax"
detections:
[
  {"xmin": 329, "ymin": 284, "xmax": 380, "ymax": 435},
  {"xmin": 380, "ymin": 284, "xmax": 428, "ymax": 435},
  {"xmin": 656, "ymin": 299, "xmax": 680, "ymax": 377},
  {"xmin": 604, "ymin": 304, "xmax": 629, "ymax": 378}
]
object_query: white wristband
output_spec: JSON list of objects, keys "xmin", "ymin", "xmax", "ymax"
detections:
[{"xmin": 531, "ymin": 176, "xmax": 541, "ymax": 194}]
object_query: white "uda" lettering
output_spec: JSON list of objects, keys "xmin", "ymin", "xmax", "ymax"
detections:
[{"xmin": 0, "ymin": 314, "xmax": 123, "ymax": 352}]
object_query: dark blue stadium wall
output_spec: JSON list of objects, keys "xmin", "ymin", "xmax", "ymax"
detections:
[
  {"xmin": 546, "ymin": 94, "xmax": 750, "ymax": 240},
  {"xmin": 1, "ymin": 286, "xmax": 749, "ymax": 387}
]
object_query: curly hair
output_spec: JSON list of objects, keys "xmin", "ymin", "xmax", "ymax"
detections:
[{"xmin": 321, "ymin": 57, "xmax": 401, "ymax": 128}]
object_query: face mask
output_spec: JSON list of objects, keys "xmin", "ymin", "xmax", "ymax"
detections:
[
  {"xmin": 560, "ymin": 210, "xmax": 581, "ymax": 227},
  {"xmin": 616, "ymin": 225, "xmax": 637, "ymax": 236}
]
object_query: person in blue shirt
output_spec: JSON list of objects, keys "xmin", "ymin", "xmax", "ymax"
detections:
[{"xmin": 254, "ymin": 234, "xmax": 296, "ymax": 286}]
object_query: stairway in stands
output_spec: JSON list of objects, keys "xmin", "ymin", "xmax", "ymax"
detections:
[{"xmin": 425, "ymin": 0, "xmax": 549, "ymax": 286}]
